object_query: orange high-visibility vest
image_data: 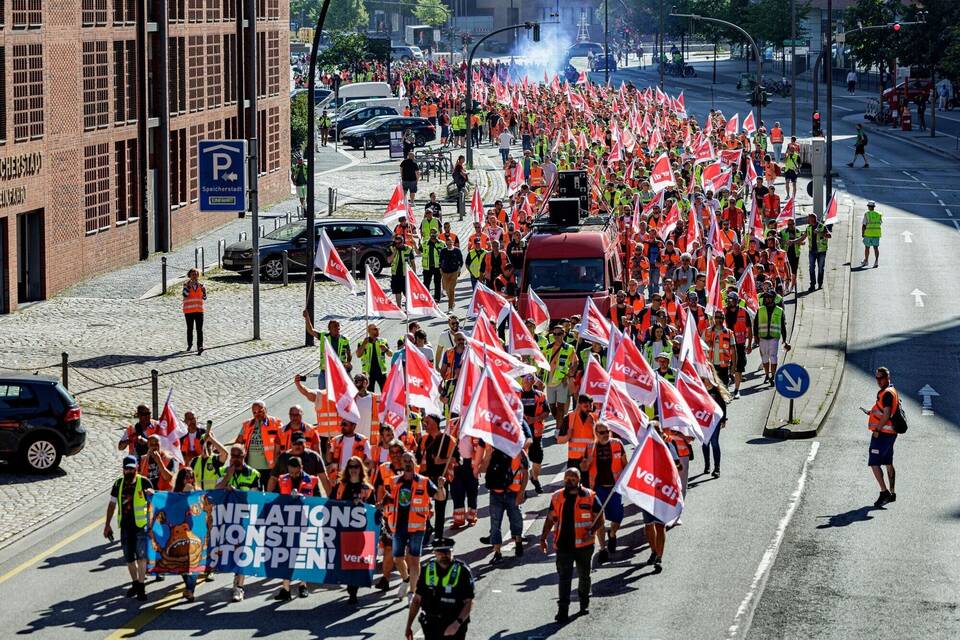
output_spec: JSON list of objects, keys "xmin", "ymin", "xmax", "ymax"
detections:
[
  {"xmin": 868, "ymin": 387, "xmax": 899, "ymax": 435},
  {"xmin": 549, "ymin": 487, "xmax": 598, "ymax": 549},
  {"xmin": 388, "ymin": 473, "xmax": 433, "ymax": 532},
  {"xmin": 564, "ymin": 411, "xmax": 596, "ymax": 460},
  {"xmin": 704, "ymin": 326, "xmax": 734, "ymax": 367},
  {"xmin": 278, "ymin": 473, "xmax": 319, "ymax": 496},
  {"xmin": 587, "ymin": 438, "xmax": 625, "ymax": 488},
  {"xmin": 238, "ymin": 416, "xmax": 283, "ymax": 468},
  {"xmin": 328, "ymin": 433, "xmax": 370, "ymax": 481},
  {"xmin": 182, "ymin": 282, "xmax": 205, "ymax": 314}
]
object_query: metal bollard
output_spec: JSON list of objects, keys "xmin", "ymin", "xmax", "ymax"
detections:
[
  {"xmin": 217, "ymin": 239, "xmax": 224, "ymax": 266},
  {"xmin": 273, "ymin": 217, "xmax": 280, "ymax": 230},
  {"xmin": 352, "ymin": 247, "xmax": 360, "ymax": 280},
  {"xmin": 61, "ymin": 352, "xmax": 69, "ymax": 390},
  {"xmin": 200, "ymin": 247, "xmax": 205, "ymax": 275},
  {"xmin": 259, "ymin": 225, "xmax": 265, "ymax": 237},
  {"xmin": 282, "ymin": 250, "xmax": 289, "ymax": 286},
  {"xmin": 194, "ymin": 247, "xmax": 199, "ymax": 269},
  {"xmin": 161, "ymin": 257, "xmax": 168, "ymax": 294},
  {"xmin": 458, "ymin": 190, "xmax": 465, "ymax": 221},
  {"xmin": 151, "ymin": 369, "xmax": 159, "ymax": 418},
  {"xmin": 328, "ymin": 187, "xmax": 334, "ymax": 216}
]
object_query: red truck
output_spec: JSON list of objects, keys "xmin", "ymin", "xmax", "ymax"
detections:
[{"xmin": 517, "ymin": 220, "xmax": 622, "ymax": 321}]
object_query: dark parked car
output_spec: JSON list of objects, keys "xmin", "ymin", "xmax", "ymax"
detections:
[
  {"xmin": 340, "ymin": 116, "xmax": 436, "ymax": 150},
  {"xmin": 333, "ymin": 106, "xmax": 400, "ymax": 139},
  {"xmin": 590, "ymin": 52, "xmax": 617, "ymax": 73},
  {"xmin": 221, "ymin": 219, "xmax": 394, "ymax": 281},
  {"xmin": 0, "ymin": 374, "xmax": 85, "ymax": 473}
]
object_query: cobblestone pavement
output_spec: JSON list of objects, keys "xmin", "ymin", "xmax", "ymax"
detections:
[{"xmin": 0, "ymin": 142, "xmax": 506, "ymax": 548}]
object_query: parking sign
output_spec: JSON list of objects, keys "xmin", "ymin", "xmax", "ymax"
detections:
[{"xmin": 199, "ymin": 140, "xmax": 248, "ymax": 212}]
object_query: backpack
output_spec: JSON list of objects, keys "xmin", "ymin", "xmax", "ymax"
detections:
[
  {"xmin": 484, "ymin": 450, "xmax": 514, "ymax": 491},
  {"xmin": 889, "ymin": 388, "xmax": 908, "ymax": 434}
]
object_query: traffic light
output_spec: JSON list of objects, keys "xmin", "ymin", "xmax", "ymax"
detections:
[
  {"xmin": 532, "ymin": 23, "xmax": 540, "ymax": 42},
  {"xmin": 892, "ymin": 23, "xmax": 901, "ymax": 32},
  {"xmin": 812, "ymin": 112, "xmax": 822, "ymax": 137}
]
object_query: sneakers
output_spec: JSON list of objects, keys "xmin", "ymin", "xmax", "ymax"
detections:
[
  {"xmin": 374, "ymin": 576, "xmax": 390, "ymax": 591},
  {"xmin": 126, "ymin": 582, "xmax": 139, "ymax": 598},
  {"xmin": 479, "ymin": 535, "xmax": 492, "ymax": 545},
  {"xmin": 298, "ymin": 583, "xmax": 309, "ymax": 598},
  {"xmin": 231, "ymin": 586, "xmax": 244, "ymax": 602},
  {"xmin": 703, "ymin": 465, "xmax": 711, "ymax": 476},
  {"xmin": 874, "ymin": 490, "xmax": 892, "ymax": 507},
  {"xmin": 888, "ymin": 492, "xmax": 897, "ymax": 503},
  {"xmin": 515, "ymin": 538, "xmax": 524, "ymax": 557},
  {"xmin": 532, "ymin": 478, "xmax": 543, "ymax": 494},
  {"xmin": 135, "ymin": 582, "xmax": 147, "ymax": 602},
  {"xmin": 274, "ymin": 588, "xmax": 292, "ymax": 602},
  {"xmin": 491, "ymin": 551, "xmax": 503, "ymax": 564},
  {"xmin": 396, "ymin": 582, "xmax": 409, "ymax": 602},
  {"xmin": 734, "ymin": 390, "xmax": 741, "ymax": 400},
  {"xmin": 646, "ymin": 552, "xmax": 659, "ymax": 566},
  {"xmin": 579, "ymin": 596, "xmax": 590, "ymax": 615},
  {"xmin": 860, "ymin": 260, "xmax": 868, "ymax": 267},
  {"xmin": 712, "ymin": 468, "xmax": 720, "ymax": 478}
]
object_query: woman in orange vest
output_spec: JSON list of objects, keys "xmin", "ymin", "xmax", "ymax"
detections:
[
  {"xmin": 583, "ymin": 421, "xmax": 628, "ymax": 561},
  {"xmin": 703, "ymin": 311, "xmax": 736, "ymax": 386},
  {"xmin": 182, "ymin": 269, "xmax": 206, "ymax": 354},
  {"xmin": 333, "ymin": 455, "xmax": 375, "ymax": 604}
]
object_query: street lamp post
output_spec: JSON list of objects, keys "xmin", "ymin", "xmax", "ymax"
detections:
[
  {"xmin": 658, "ymin": 0, "xmax": 664, "ymax": 90},
  {"xmin": 305, "ymin": 0, "xmax": 333, "ymax": 347},
  {"xmin": 465, "ymin": 22, "xmax": 539, "ymax": 169},
  {"xmin": 604, "ymin": 0, "xmax": 609, "ymax": 84},
  {"xmin": 669, "ymin": 8, "xmax": 763, "ymax": 125}
]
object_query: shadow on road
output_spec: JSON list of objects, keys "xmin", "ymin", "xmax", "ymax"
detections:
[{"xmin": 815, "ymin": 505, "xmax": 882, "ymax": 529}]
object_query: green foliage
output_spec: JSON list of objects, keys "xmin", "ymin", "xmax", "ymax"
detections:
[
  {"xmin": 290, "ymin": 0, "xmax": 321, "ymax": 24},
  {"xmin": 413, "ymin": 0, "xmax": 449, "ymax": 27},
  {"xmin": 290, "ymin": 92, "xmax": 310, "ymax": 155},
  {"xmin": 744, "ymin": 0, "xmax": 809, "ymax": 48},
  {"xmin": 895, "ymin": 0, "xmax": 960, "ymax": 73},
  {"xmin": 325, "ymin": 0, "xmax": 368, "ymax": 32},
  {"xmin": 317, "ymin": 31, "xmax": 370, "ymax": 71},
  {"xmin": 843, "ymin": 0, "xmax": 901, "ymax": 78},
  {"xmin": 942, "ymin": 27, "xmax": 960, "ymax": 79}
]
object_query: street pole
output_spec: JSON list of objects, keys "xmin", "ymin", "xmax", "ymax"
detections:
[
  {"xmin": 658, "ymin": 0, "xmax": 664, "ymax": 90},
  {"xmin": 604, "ymin": 0, "xmax": 609, "ymax": 85},
  {"xmin": 305, "ymin": 0, "xmax": 333, "ymax": 347},
  {"xmin": 244, "ymin": 0, "xmax": 261, "ymax": 340},
  {"xmin": 465, "ymin": 22, "xmax": 537, "ymax": 169},
  {"xmin": 826, "ymin": 0, "xmax": 833, "ymax": 201},
  {"xmin": 790, "ymin": 0, "xmax": 797, "ymax": 136},
  {"xmin": 669, "ymin": 10, "xmax": 762, "ymax": 124}
]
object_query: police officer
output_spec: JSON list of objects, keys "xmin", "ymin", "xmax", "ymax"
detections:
[{"xmin": 405, "ymin": 542, "xmax": 474, "ymax": 640}]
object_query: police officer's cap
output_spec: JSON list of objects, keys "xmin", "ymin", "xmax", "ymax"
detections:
[
  {"xmin": 432, "ymin": 540, "xmax": 455, "ymax": 552},
  {"xmin": 867, "ymin": 200, "xmax": 876, "ymax": 207},
  {"xmin": 123, "ymin": 455, "xmax": 138, "ymax": 469}
]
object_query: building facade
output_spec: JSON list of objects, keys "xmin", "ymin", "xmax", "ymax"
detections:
[{"xmin": 0, "ymin": 0, "xmax": 290, "ymax": 313}]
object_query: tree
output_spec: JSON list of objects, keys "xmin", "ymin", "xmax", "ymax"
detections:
[
  {"xmin": 844, "ymin": 0, "xmax": 903, "ymax": 91},
  {"xmin": 317, "ymin": 31, "xmax": 370, "ymax": 72},
  {"xmin": 290, "ymin": 0, "xmax": 321, "ymax": 25},
  {"xmin": 290, "ymin": 92, "xmax": 310, "ymax": 155},
  {"xmin": 413, "ymin": 0, "xmax": 449, "ymax": 27},
  {"xmin": 895, "ymin": 0, "xmax": 960, "ymax": 75},
  {"xmin": 325, "ymin": 0, "xmax": 368, "ymax": 32}
]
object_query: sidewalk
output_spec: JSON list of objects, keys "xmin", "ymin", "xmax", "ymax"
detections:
[
  {"xmin": 764, "ymin": 188, "xmax": 855, "ymax": 438},
  {"xmin": 848, "ymin": 112, "xmax": 960, "ymax": 162},
  {"xmin": 0, "ymin": 140, "xmax": 506, "ymax": 548}
]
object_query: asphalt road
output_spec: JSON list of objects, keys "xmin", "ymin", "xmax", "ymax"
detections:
[{"xmin": 1, "ymin": 76, "xmax": 956, "ymax": 640}]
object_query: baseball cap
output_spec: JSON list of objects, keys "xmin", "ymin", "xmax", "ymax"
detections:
[
  {"xmin": 290, "ymin": 431, "xmax": 306, "ymax": 444},
  {"xmin": 867, "ymin": 200, "xmax": 876, "ymax": 206},
  {"xmin": 123, "ymin": 455, "xmax": 138, "ymax": 469},
  {"xmin": 656, "ymin": 351, "xmax": 672, "ymax": 361}
]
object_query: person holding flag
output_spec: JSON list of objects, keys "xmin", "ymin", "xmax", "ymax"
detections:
[
  {"xmin": 388, "ymin": 233, "xmax": 418, "ymax": 307},
  {"xmin": 582, "ymin": 421, "xmax": 628, "ymax": 562},
  {"xmin": 539, "ymin": 467, "xmax": 604, "ymax": 623},
  {"xmin": 356, "ymin": 324, "xmax": 393, "ymax": 393},
  {"xmin": 303, "ymin": 314, "xmax": 353, "ymax": 388},
  {"xmin": 724, "ymin": 292, "xmax": 752, "ymax": 399}
]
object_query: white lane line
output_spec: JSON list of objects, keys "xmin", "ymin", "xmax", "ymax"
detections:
[
  {"xmin": 938, "ymin": 199, "xmax": 946, "ymax": 207},
  {"xmin": 954, "ymin": 220, "xmax": 960, "ymax": 233},
  {"xmin": 946, "ymin": 210, "xmax": 953, "ymax": 217},
  {"xmin": 932, "ymin": 192, "xmax": 940, "ymax": 199},
  {"xmin": 833, "ymin": 104, "xmax": 853, "ymax": 112},
  {"xmin": 727, "ymin": 441, "xmax": 820, "ymax": 639}
]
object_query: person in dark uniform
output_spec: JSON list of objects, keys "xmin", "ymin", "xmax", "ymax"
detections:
[{"xmin": 405, "ymin": 542, "xmax": 474, "ymax": 640}]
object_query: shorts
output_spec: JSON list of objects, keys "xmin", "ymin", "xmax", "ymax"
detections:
[
  {"xmin": 392, "ymin": 529, "xmax": 426, "ymax": 558},
  {"xmin": 546, "ymin": 384, "xmax": 569, "ymax": 405},
  {"xmin": 758, "ymin": 338, "xmax": 780, "ymax": 365},
  {"xmin": 868, "ymin": 432, "xmax": 896, "ymax": 466},
  {"xmin": 863, "ymin": 237, "xmax": 880, "ymax": 248},
  {"xmin": 594, "ymin": 486, "xmax": 624, "ymax": 524},
  {"xmin": 391, "ymin": 273, "xmax": 405, "ymax": 294},
  {"xmin": 855, "ymin": 144, "xmax": 866, "ymax": 155},
  {"xmin": 788, "ymin": 253, "xmax": 800, "ymax": 273},
  {"xmin": 641, "ymin": 509, "xmax": 662, "ymax": 525},
  {"xmin": 296, "ymin": 185, "xmax": 307, "ymax": 199},
  {"xmin": 735, "ymin": 344, "xmax": 747, "ymax": 373},
  {"xmin": 529, "ymin": 435, "xmax": 544, "ymax": 464},
  {"xmin": 785, "ymin": 169, "xmax": 797, "ymax": 183},
  {"xmin": 120, "ymin": 528, "xmax": 147, "ymax": 563},
  {"xmin": 402, "ymin": 180, "xmax": 418, "ymax": 195}
]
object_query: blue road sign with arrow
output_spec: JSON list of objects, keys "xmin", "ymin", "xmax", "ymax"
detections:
[{"xmin": 775, "ymin": 363, "xmax": 810, "ymax": 399}]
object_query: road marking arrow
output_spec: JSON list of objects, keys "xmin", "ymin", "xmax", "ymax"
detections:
[
  {"xmin": 901, "ymin": 230, "xmax": 914, "ymax": 243},
  {"xmin": 910, "ymin": 289, "xmax": 926, "ymax": 307},
  {"xmin": 918, "ymin": 384, "xmax": 939, "ymax": 416},
  {"xmin": 781, "ymin": 369, "xmax": 803, "ymax": 393}
]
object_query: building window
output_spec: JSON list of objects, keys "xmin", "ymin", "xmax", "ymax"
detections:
[
  {"xmin": 168, "ymin": 37, "xmax": 186, "ymax": 116},
  {"xmin": 267, "ymin": 31, "xmax": 280, "ymax": 96},
  {"xmin": 187, "ymin": 0, "xmax": 202, "ymax": 22},
  {"xmin": 84, "ymin": 143, "xmax": 111, "ymax": 234},
  {"xmin": 169, "ymin": 128, "xmax": 187, "ymax": 208},
  {"xmin": 115, "ymin": 139, "xmax": 138, "ymax": 224},
  {"xmin": 205, "ymin": 35, "xmax": 222, "ymax": 110},
  {"xmin": 82, "ymin": 0, "xmax": 108, "ymax": 26},
  {"xmin": 223, "ymin": 115, "xmax": 238, "ymax": 140},
  {"xmin": 113, "ymin": 0, "xmax": 136, "ymax": 24},
  {"xmin": 169, "ymin": 0, "xmax": 185, "ymax": 22},
  {"xmin": 12, "ymin": 0, "xmax": 42, "ymax": 29},
  {"xmin": 258, "ymin": 109, "xmax": 267, "ymax": 176},
  {"xmin": 222, "ymin": 0, "xmax": 235, "ymax": 20},
  {"xmin": 188, "ymin": 36, "xmax": 205, "ymax": 112},
  {"xmin": 83, "ymin": 41, "xmax": 110, "ymax": 131},
  {"xmin": 113, "ymin": 40, "xmax": 136, "ymax": 124},
  {"xmin": 12, "ymin": 44, "xmax": 43, "ymax": 142},
  {"xmin": 189, "ymin": 124, "xmax": 203, "ymax": 202},
  {"xmin": 268, "ymin": 106, "xmax": 280, "ymax": 172},
  {"xmin": 267, "ymin": 0, "xmax": 279, "ymax": 20},
  {"xmin": 223, "ymin": 33, "xmax": 237, "ymax": 105},
  {"xmin": 206, "ymin": 119, "xmax": 222, "ymax": 140},
  {"xmin": 257, "ymin": 32, "xmax": 267, "ymax": 100},
  {"xmin": 205, "ymin": 0, "xmax": 220, "ymax": 21},
  {"xmin": 0, "ymin": 48, "xmax": 6, "ymax": 143}
]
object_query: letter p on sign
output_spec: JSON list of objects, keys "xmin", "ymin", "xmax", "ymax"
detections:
[{"xmin": 212, "ymin": 152, "xmax": 232, "ymax": 181}]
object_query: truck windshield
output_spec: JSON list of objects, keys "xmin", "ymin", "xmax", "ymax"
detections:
[{"xmin": 525, "ymin": 258, "xmax": 605, "ymax": 293}]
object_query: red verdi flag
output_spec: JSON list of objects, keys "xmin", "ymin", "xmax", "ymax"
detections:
[
  {"xmin": 380, "ymin": 360, "xmax": 408, "ymax": 434},
  {"xmin": 404, "ymin": 337, "xmax": 444, "ymax": 415},
  {"xmin": 315, "ymin": 229, "xmax": 358, "ymax": 293},
  {"xmin": 325, "ymin": 338, "xmax": 361, "ymax": 424},
  {"xmin": 465, "ymin": 337, "xmax": 537, "ymax": 378},
  {"xmin": 365, "ymin": 267, "xmax": 405, "ymax": 320},
  {"xmin": 658, "ymin": 202, "xmax": 681, "ymax": 242},
  {"xmin": 777, "ymin": 197, "xmax": 796, "ymax": 230},
  {"xmin": 742, "ymin": 110, "xmax": 757, "ymax": 135},
  {"xmin": 460, "ymin": 369, "xmax": 526, "ymax": 458},
  {"xmin": 609, "ymin": 336, "xmax": 658, "ymax": 407},
  {"xmin": 383, "ymin": 184, "xmax": 409, "ymax": 226},
  {"xmin": 507, "ymin": 307, "xmax": 549, "ymax": 370},
  {"xmin": 823, "ymin": 192, "xmax": 839, "ymax": 226},
  {"xmin": 614, "ymin": 426, "xmax": 684, "ymax": 526},
  {"xmin": 677, "ymin": 368, "xmax": 723, "ymax": 445},
  {"xmin": 470, "ymin": 188, "xmax": 484, "ymax": 224},
  {"xmin": 577, "ymin": 297, "xmax": 612, "ymax": 345},
  {"xmin": 578, "ymin": 354, "xmax": 610, "ymax": 403},
  {"xmin": 156, "ymin": 389, "xmax": 189, "ymax": 464},
  {"xmin": 599, "ymin": 379, "xmax": 648, "ymax": 446},
  {"xmin": 680, "ymin": 309, "xmax": 712, "ymax": 378},
  {"xmin": 737, "ymin": 267, "xmax": 760, "ymax": 317},
  {"xmin": 656, "ymin": 376, "xmax": 704, "ymax": 442},
  {"xmin": 471, "ymin": 310, "xmax": 503, "ymax": 349},
  {"xmin": 525, "ymin": 287, "xmax": 550, "ymax": 333},
  {"xmin": 650, "ymin": 153, "xmax": 676, "ymax": 193},
  {"xmin": 405, "ymin": 269, "xmax": 446, "ymax": 318},
  {"xmin": 725, "ymin": 113, "xmax": 739, "ymax": 137},
  {"xmin": 468, "ymin": 281, "xmax": 511, "ymax": 324}
]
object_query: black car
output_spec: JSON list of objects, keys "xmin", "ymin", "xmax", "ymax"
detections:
[
  {"xmin": 0, "ymin": 375, "xmax": 85, "ymax": 473},
  {"xmin": 333, "ymin": 106, "xmax": 400, "ymax": 139},
  {"xmin": 590, "ymin": 52, "xmax": 617, "ymax": 73},
  {"xmin": 340, "ymin": 116, "xmax": 436, "ymax": 150},
  {"xmin": 221, "ymin": 219, "xmax": 394, "ymax": 281}
]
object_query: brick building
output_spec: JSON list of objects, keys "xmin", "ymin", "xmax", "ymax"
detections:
[{"xmin": 0, "ymin": 0, "xmax": 290, "ymax": 313}]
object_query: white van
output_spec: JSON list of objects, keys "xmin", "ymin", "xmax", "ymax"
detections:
[
  {"xmin": 335, "ymin": 97, "xmax": 409, "ymax": 116},
  {"xmin": 319, "ymin": 81, "xmax": 392, "ymax": 110}
]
